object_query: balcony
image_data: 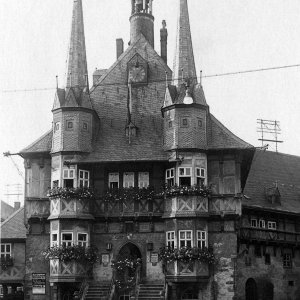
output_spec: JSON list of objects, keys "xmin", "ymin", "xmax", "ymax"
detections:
[
  {"xmin": 48, "ymin": 188, "xmax": 94, "ymax": 220},
  {"xmin": 165, "ymin": 260, "xmax": 209, "ymax": 282},
  {"xmin": 0, "ymin": 258, "xmax": 25, "ymax": 281},
  {"xmin": 93, "ymin": 188, "xmax": 164, "ymax": 217},
  {"xmin": 239, "ymin": 227, "xmax": 300, "ymax": 245},
  {"xmin": 209, "ymin": 195, "xmax": 242, "ymax": 216},
  {"xmin": 49, "ymin": 259, "xmax": 90, "ymax": 282},
  {"xmin": 25, "ymin": 198, "xmax": 50, "ymax": 220}
]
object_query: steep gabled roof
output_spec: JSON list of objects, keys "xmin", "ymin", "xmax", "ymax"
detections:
[
  {"xmin": 20, "ymin": 130, "xmax": 52, "ymax": 154},
  {"xmin": 0, "ymin": 207, "xmax": 26, "ymax": 240},
  {"xmin": 243, "ymin": 150, "xmax": 300, "ymax": 214},
  {"xmin": 208, "ymin": 114, "xmax": 253, "ymax": 150}
]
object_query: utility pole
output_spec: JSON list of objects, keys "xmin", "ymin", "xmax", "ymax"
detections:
[{"xmin": 257, "ymin": 119, "xmax": 283, "ymax": 152}]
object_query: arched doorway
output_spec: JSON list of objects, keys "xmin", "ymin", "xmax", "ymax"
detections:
[
  {"xmin": 116, "ymin": 243, "xmax": 142, "ymax": 300},
  {"xmin": 246, "ymin": 278, "xmax": 258, "ymax": 300}
]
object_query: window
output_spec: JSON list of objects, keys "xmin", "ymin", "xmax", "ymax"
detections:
[
  {"xmin": 138, "ymin": 172, "xmax": 149, "ymax": 188},
  {"xmin": 181, "ymin": 117, "xmax": 189, "ymax": 128},
  {"xmin": 79, "ymin": 170, "xmax": 90, "ymax": 188},
  {"xmin": 63, "ymin": 168, "xmax": 75, "ymax": 188},
  {"xmin": 54, "ymin": 122, "xmax": 60, "ymax": 132},
  {"xmin": 196, "ymin": 168, "xmax": 205, "ymax": 186},
  {"xmin": 83, "ymin": 122, "xmax": 88, "ymax": 131},
  {"xmin": 197, "ymin": 231, "xmax": 207, "ymax": 248},
  {"xmin": 109, "ymin": 173, "xmax": 119, "ymax": 189},
  {"xmin": 179, "ymin": 230, "xmax": 192, "ymax": 248},
  {"xmin": 251, "ymin": 219, "xmax": 257, "ymax": 228},
  {"xmin": 166, "ymin": 231, "xmax": 175, "ymax": 249},
  {"xmin": 268, "ymin": 221, "xmax": 277, "ymax": 230},
  {"xmin": 51, "ymin": 234, "xmax": 58, "ymax": 246},
  {"xmin": 61, "ymin": 233, "xmax": 73, "ymax": 247},
  {"xmin": 198, "ymin": 119, "xmax": 203, "ymax": 128},
  {"xmin": 258, "ymin": 219, "xmax": 265, "ymax": 229},
  {"xmin": 0, "ymin": 244, "xmax": 11, "ymax": 258},
  {"xmin": 78, "ymin": 233, "xmax": 88, "ymax": 247},
  {"xmin": 67, "ymin": 121, "xmax": 73, "ymax": 129},
  {"xmin": 123, "ymin": 172, "xmax": 134, "ymax": 188},
  {"xmin": 168, "ymin": 121, "xmax": 173, "ymax": 128},
  {"xmin": 125, "ymin": 222, "xmax": 134, "ymax": 233},
  {"xmin": 179, "ymin": 167, "xmax": 191, "ymax": 186},
  {"xmin": 166, "ymin": 168, "xmax": 175, "ymax": 187},
  {"xmin": 265, "ymin": 253, "xmax": 271, "ymax": 265},
  {"xmin": 283, "ymin": 254, "xmax": 292, "ymax": 268},
  {"xmin": 254, "ymin": 245, "xmax": 261, "ymax": 257},
  {"xmin": 288, "ymin": 281, "xmax": 294, "ymax": 287}
]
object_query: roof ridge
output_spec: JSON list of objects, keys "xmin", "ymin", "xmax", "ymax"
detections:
[
  {"xmin": 0, "ymin": 207, "xmax": 24, "ymax": 229},
  {"xmin": 20, "ymin": 129, "xmax": 52, "ymax": 153},
  {"xmin": 210, "ymin": 114, "xmax": 253, "ymax": 148}
]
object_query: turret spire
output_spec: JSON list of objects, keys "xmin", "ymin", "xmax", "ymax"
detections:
[
  {"xmin": 173, "ymin": 0, "xmax": 197, "ymax": 86},
  {"xmin": 66, "ymin": 0, "xmax": 88, "ymax": 90}
]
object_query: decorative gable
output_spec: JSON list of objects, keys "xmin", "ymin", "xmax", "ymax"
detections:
[{"xmin": 265, "ymin": 184, "xmax": 281, "ymax": 205}]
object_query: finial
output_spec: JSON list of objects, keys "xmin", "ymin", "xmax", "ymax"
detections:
[
  {"xmin": 56, "ymin": 75, "xmax": 58, "ymax": 89},
  {"xmin": 162, "ymin": 20, "xmax": 166, "ymax": 29},
  {"xmin": 165, "ymin": 71, "xmax": 168, "ymax": 88},
  {"xmin": 181, "ymin": 69, "xmax": 184, "ymax": 83},
  {"xmin": 200, "ymin": 70, "xmax": 203, "ymax": 86}
]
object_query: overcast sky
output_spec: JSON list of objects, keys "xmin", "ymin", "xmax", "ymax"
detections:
[{"xmin": 1, "ymin": 0, "xmax": 300, "ymax": 206}]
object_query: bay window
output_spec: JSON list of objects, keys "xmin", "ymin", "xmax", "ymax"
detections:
[
  {"xmin": 51, "ymin": 233, "xmax": 58, "ymax": 247},
  {"xmin": 166, "ymin": 168, "xmax": 175, "ymax": 187},
  {"xmin": 79, "ymin": 170, "xmax": 90, "ymax": 188},
  {"xmin": 178, "ymin": 167, "xmax": 192, "ymax": 186},
  {"xmin": 78, "ymin": 233, "xmax": 88, "ymax": 247},
  {"xmin": 63, "ymin": 168, "xmax": 75, "ymax": 188},
  {"xmin": 196, "ymin": 168, "xmax": 205, "ymax": 186},
  {"xmin": 0, "ymin": 244, "xmax": 11, "ymax": 258},
  {"xmin": 179, "ymin": 230, "xmax": 192, "ymax": 248},
  {"xmin": 166, "ymin": 231, "xmax": 175, "ymax": 249},
  {"xmin": 61, "ymin": 233, "xmax": 73, "ymax": 247},
  {"xmin": 197, "ymin": 231, "xmax": 207, "ymax": 248}
]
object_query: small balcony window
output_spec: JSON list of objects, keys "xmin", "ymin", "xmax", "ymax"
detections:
[
  {"xmin": 283, "ymin": 253, "xmax": 292, "ymax": 268},
  {"xmin": 0, "ymin": 244, "xmax": 11, "ymax": 258},
  {"xmin": 63, "ymin": 168, "xmax": 75, "ymax": 188},
  {"xmin": 109, "ymin": 173, "xmax": 119, "ymax": 189},
  {"xmin": 78, "ymin": 233, "xmax": 88, "ymax": 247},
  {"xmin": 138, "ymin": 172, "xmax": 149, "ymax": 188},
  {"xmin": 123, "ymin": 172, "xmax": 134, "ymax": 188},
  {"xmin": 258, "ymin": 219, "xmax": 265, "ymax": 229},
  {"xmin": 166, "ymin": 168, "xmax": 175, "ymax": 187},
  {"xmin": 61, "ymin": 233, "xmax": 73, "ymax": 247},
  {"xmin": 79, "ymin": 170, "xmax": 90, "ymax": 188},
  {"xmin": 268, "ymin": 221, "xmax": 277, "ymax": 230},
  {"xmin": 178, "ymin": 167, "xmax": 191, "ymax": 186},
  {"xmin": 197, "ymin": 231, "xmax": 207, "ymax": 249},
  {"xmin": 196, "ymin": 168, "xmax": 205, "ymax": 186},
  {"xmin": 179, "ymin": 230, "xmax": 192, "ymax": 248},
  {"xmin": 166, "ymin": 231, "xmax": 175, "ymax": 249}
]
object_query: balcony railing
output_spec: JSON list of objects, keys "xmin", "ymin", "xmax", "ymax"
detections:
[
  {"xmin": 239, "ymin": 227, "xmax": 300, "ymax": 244},
  {"xmin": 0, "ymin": 262, "xmax": 25, "ymax": 281},
  {"xmin": 209, "ymin": 196, "xmax": 241, "ymax": 216},
  {"xmin": 25, "ymin": 198, "xmax": 50, "ymax": 220},
  {"xmin": 165, "ymin": 260, "xmax": 209, "ymax": 281},
  {"xmin": 49, "ymin": 259, "xmax": 90, "ymax": 282}
]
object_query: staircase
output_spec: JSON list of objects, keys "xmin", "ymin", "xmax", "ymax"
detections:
[
  {"xmin": 137, "ymin": 283, "xmax": 165, "ymax": 300},
  {"xmin": 85, "ymin": 283, "xmax": 110, "ymax": 300}
]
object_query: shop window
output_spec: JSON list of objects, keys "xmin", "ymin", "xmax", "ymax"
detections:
[
  {"xmin": 268, "ymin": 221, "xmax": 277, "ymax": 230},
  {"xmin": 138, "ymin": 172, "xmax": 149, "ymax": 188},
  {"xmin": 179, "ymin": 167, "xmax": 191, "ymax": 186},
  {"xmin": 265, "ymin": 253, "xmax": 271, "ymax": 265},
  {"xmin": 179, "ymin": 230, "xmax": 192, "ymax": 248},
  {"xmin": 259, "ymin": 219, "xmax": 265, "ymax": 228},
  {"xmin": 0, "ymin": 244, "xmax": 11, "ymax": 258},
  {"xmin": 63, "ymin": 168, "xmax": 75, "ymax": 188},
  {"xmin": 123, "ymin": 172, "xmax": 134, "ymax": 188},
  {"xmin": 78, "ymin": 233, "xmax": 88, "ymax": 247},
  {"xmin": 283, "ymin": 254, "xmax": 292, "ymax": 268},
  {"xmin": 79, "ymin": 170, "xmax": 90, "ymax": 188},
  {"xmin": 51, "ymin": 233, "xmax": 58, "ymax": 247},
  {"xmin": 251, "ymin": 219, "xmax": 257, "ymax": 228},
  {"xmin": 61, "ymin": 233, "xmax": 73, "ymax": 247},
  {"xmin": 109, "ymin": 173, "xmax": 119, "ymax": 189},
  {"xmin": 166, "ymin": 231, "xmax": 175, "ymax": 249},
  {"xmin": 166, "ymin": 168, "xmax": 175, "ymax": 187},
  {"xmin": 196, "ymin": 168, "xmax": 205, "ymax": 186},
  {"xmin": 197, "ymin": 231, "xmax": 207, "ymax": 248}
]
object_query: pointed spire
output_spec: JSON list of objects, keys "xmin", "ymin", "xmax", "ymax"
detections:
[
  {"xmin": 172, "ymin": 0, "xmax": 197, "ymax": 86},
  {"xmin": 66, "ymin": 0, "xmax": 88, "ymax": 90}
]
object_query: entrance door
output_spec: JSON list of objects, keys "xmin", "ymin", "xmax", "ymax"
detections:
[
  {"xmin": 118, "ymin": 243, "xmax": 142, "ymax": 260},
  {"xmin": 246, "ymin": 278, "xmax": 258, "ymax": 300}
]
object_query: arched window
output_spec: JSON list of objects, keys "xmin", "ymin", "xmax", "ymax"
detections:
[{"xmin": 246, "ymin": 278, "xmax": 258, "ymax": 300}]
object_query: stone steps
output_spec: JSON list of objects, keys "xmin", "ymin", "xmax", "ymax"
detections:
[
  {"xmin": 137, "ymin": 283, "xmax": 164, "ymax": 300},
  {"xmin": 85, "ymin": 283, "xmax": 110, "ymax": 300}
]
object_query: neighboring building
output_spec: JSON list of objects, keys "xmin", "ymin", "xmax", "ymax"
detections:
[
  {"xmin": 0, "ymin": 201, "xmax": 21, "ymax": 223},
  {"xmin": 15, "ymin": 0, "xmax": 300, "ymax": 300},
  {"xmin": 0, "ymin": 207, "xmax": 26, "ymax": 300}
]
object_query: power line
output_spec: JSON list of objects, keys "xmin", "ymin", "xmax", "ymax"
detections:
[{"xmin": 2, "ymin": 63, "xmax": 300, "ymax": 94}]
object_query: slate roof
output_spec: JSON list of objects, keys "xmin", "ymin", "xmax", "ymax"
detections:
[
  {"xmin": 243, "ymin": 150, "xmax": 300, "ymax": 214},
  {"xmin": 20, "ymin": 130, "xmax": 52, "ymax": 154},
  {"xmin": 0, "ymin": 207, "xmax": 26, "ymax": 240}
]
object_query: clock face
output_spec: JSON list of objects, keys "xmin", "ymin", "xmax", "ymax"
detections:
[{"xmin": 129, "ymin": 65, "xmax": 146, "ymax": 83}]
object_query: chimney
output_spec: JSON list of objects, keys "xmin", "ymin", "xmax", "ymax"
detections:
[
  {"xmin": 14, "ymin": 202, "xmax": 21, "ymax": 210},
  {"xmin": 160, "ymin": 20, "xmax": 168, "ymax": 64},
  {"xmin": 116, "ymin": 39, "xmax": 124, "ymax": 59}
]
